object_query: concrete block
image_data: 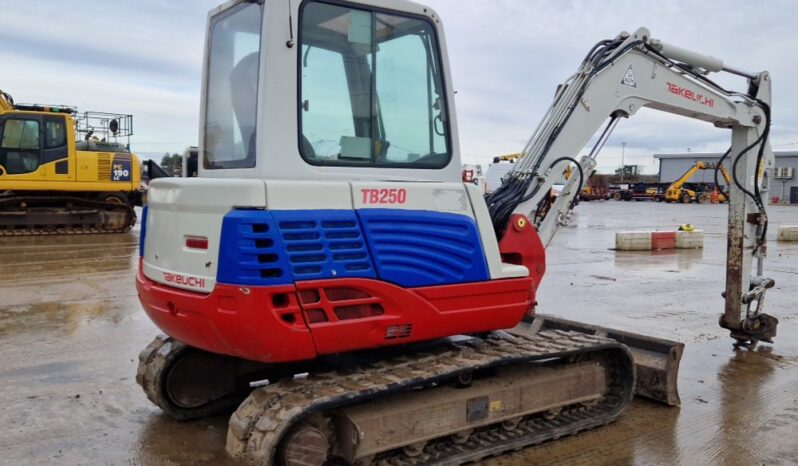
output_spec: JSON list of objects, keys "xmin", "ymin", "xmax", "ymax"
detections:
[
  {"xmin": 616, "ymin": 231, "xmax": 652, "ymax": 251},
  {"xmin": 675, "ymin": 230, "xmax": 704, "ymax": 249},
  {"xmin": 778, "ymin": 225, "xmax": 798, "ymax": 241},
  {"xmin": 616, "ymin": 230, "xmax": 704, "ymax": 250}
]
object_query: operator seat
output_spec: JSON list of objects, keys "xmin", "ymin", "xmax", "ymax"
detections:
[
  {"xmin": 230, "ymin": 52, "xmax": 259, "ymax": 165},
  {"xmin": 231, "ymin": 52, "xmax": 317, "ymax": 162}
]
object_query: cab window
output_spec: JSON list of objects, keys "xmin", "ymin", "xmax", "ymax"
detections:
[
  {"xmin": 45, "ymin": 119, "xmax": 67, "ymax": 149},
  {"xmin": 0, "ymin": 118, "xmax": 41, "ymax": 174},
  {"xmin": 299, "ymin": 1, "xmax": 450, "ymax": 168},
  {"xmin": 203, "ymin": 2, "xmax": 263, "ymax": 169}
]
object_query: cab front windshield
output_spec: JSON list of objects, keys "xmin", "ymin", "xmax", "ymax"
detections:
[{"xmin": 300, "ymin": 1, "xmax": 450, "ymax": 168}]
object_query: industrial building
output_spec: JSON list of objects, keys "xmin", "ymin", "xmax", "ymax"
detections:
[{"xmin": 655, "ymin": 151, "xmax": 798, "ymax": 204}]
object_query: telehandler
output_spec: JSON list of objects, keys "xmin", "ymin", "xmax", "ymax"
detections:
[{"xmin": 664, "ymin": 160, "xmax": 732, "ymax": 203}]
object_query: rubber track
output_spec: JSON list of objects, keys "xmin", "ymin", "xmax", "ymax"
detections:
[
  {"xmin": 136, "ymin": 334, "xmax": 183, "ymax": 413},
  {"xmin": 226, "ymin": 329, "xmax": 635, "ymax": 465},
  {"xmin": 136, "ymin": 334, "xmax": 252, "ymax": 421},
  {"xmin": 0, "ymin": 194, "xmax": 136, "ymax": 236}
]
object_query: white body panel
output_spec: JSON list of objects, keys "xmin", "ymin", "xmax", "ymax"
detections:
[
  {"xmin": 143, "ymin": 178, "xmax": 267, "ymax": 292},
  {"xmin": 465, "ymin": 183, "xmax": 528, "ymax": 279},
  {"xmin": 143, "ymin": 178, "xmax": 518, "ymax": 289},
  {"xmin": 351, "ymin": 182, "xmax": 474, "ymax": 218},
  {"xmin": 266, "ymin": 180, "xmax": 353, "ymax": 210}
]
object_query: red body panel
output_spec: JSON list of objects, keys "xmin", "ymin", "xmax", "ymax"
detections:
[
  {"xmin": 498, "ymin": 214, "xmax": 547, "ymax": 315},
  {"xmin": 137, "ymin": 265, "xmax": 317, "ymax": 362},
  {"xmin": 137, "ymin": 260, "xmax": 535, "ymax": 364}
]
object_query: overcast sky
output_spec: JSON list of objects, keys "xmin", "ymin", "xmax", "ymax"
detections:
[{"xmin": 2, "ymin": 0, "xmax": 797, "ymax": 173}]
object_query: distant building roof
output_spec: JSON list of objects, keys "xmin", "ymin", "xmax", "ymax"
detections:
[{"xmin": 654, "ymin": 151, "xmax": 798, "ymax": 159}]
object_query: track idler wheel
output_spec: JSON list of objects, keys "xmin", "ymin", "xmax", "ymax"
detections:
[
  {"xmin": 277, "ymin": 416, "xmax": 336, "ymax": 466},
  {"xmin": 136, "ymin": 334, "xmax": 245, "ymax": 421}
]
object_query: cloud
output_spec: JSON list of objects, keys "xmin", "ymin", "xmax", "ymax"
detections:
[
  {"xmin": 1, "ymin": 0, "xmax": 796, "ymax": 171},
  {"xmin": 432, "ymin": 0, "xmax": 798, "ymax": 172}
]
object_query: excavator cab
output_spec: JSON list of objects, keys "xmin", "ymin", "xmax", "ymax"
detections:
[
  {"xmin": 199, "ymin": 0, "xmax": 460, "ymax": 182},
  {"xmin": 0, "ymin": 112, "xmax": 68, "ymax": 176}
]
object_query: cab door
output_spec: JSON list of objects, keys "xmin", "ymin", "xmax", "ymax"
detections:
[
  {"xmin": 0, "ymin": 115, "xmax": 43, "ymax": 181},
  {"xmin": 41, "ymin": 115, "xmax": 73, "ymax": 180}
]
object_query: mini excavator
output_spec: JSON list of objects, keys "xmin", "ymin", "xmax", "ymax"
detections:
[{"xmin": 136, "ymin": 1, "xmax": 777, "ymax": 464}]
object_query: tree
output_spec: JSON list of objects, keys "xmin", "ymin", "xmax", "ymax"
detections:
[{"xmin": 160, "ymin": 153, "xmax": 183, "ymax": 175}]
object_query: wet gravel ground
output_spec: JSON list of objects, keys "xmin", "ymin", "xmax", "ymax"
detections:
[{"xmin": 0, "ymin": 201, "xmax": 796, "ymax": 465}]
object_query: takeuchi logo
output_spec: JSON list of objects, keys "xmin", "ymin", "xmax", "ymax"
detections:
[
  {"xmin": 667, "ymin": 82, "xmax": 715, "ymax": 108},
  {"xmin": 163, "ymin": 271, "xmax": 205, "ymax": 289}
]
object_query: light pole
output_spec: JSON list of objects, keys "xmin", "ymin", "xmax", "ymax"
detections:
[{"xmin": 620, "ymin": 142, "xmax": 626, "ymax": 182}]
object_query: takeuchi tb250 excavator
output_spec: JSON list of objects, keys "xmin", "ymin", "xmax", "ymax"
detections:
[
  {"xmin": 136, "ymin": 1, "xmax": 778, "ymax": 464},
  {"xmin": 0, "ymin": 89, "xmax": 140, "ymax": 234}
]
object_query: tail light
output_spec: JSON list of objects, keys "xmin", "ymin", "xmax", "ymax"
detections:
[{"xmin": 185, "ymin": 236, "xmax": 209, "ymax": 250}]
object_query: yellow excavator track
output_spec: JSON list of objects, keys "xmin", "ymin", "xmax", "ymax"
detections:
[{"xmin": 0, "ymin": 193, "xmax": 136, "ymax": 235}]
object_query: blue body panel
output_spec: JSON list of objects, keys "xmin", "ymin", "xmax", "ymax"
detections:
[
  {"xmin": 139, "ymin": 205, "xmax": 148, "ymax": 257},
  {"xmin": 217, "ymin": 208, "xmax": 489, "ymax": 288},
  {"xmin": 272, "ymin": 210, "xmax": 375, "ymax": 281},
  {"xmin": 216, "ymin": 209, "xmax": 375, "ymax": 286},
  {"xmin": 357, "ymin": 209, "xmax": 490, "ymax": 287}
]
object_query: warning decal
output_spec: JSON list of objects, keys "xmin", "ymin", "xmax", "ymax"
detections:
[{"xmin": 621, "ymin": 66, "xmax": 637, "ymax": 88}]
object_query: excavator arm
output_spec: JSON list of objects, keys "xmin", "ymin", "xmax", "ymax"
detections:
[{"xmin": 487, "ymin": 27, "xmax": 776, "ymax": 347}]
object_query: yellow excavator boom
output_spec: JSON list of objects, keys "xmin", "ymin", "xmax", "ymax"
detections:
[
  {"xmin": 717, "ymin": 164, "xmax": 732, "ymax": 185},
  {"xmin": 0, "ymin": 89, "xmax": 14, "ymax": 112}
]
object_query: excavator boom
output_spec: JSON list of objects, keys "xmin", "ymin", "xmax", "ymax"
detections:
[
  {"xmin": 0, "ymin": 89, "xmax": 13, "ymax": 112},
  {"xmin": 487, "ymin": 27, "xmax": 776, "ymax": 347}
]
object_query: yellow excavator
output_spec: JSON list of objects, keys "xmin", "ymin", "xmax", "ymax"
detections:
[
  {"xmin": 0, "ymin": 89, "xmax": 141, "ymax": 235},
  {"xmin": 664, "ymin": 161, "xmax": 731, "ymax": 203}
]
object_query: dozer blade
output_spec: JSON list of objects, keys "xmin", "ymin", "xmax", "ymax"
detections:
[{"xmin": 510, "ymin": 314, "xmax": 684, "ymax": 406}]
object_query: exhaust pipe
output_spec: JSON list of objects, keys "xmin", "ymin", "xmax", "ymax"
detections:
[{"xmin": 510, "ymin": 314, "xmax": 684, "ymax": 406}]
